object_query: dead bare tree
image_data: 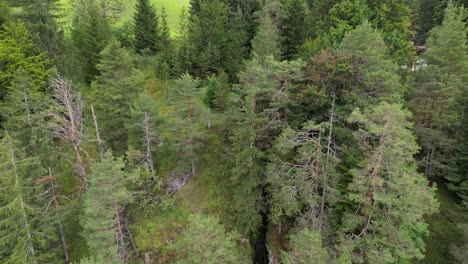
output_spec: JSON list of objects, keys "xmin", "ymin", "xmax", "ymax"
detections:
[
  {"xmin": 91, "ymin": 104, "xmax": 105, "ymax": 161},
  {"xmin": 49, "ymin": 75, "xmax": 88, "ymax": 189},
  {"xmin": 143, "ymin": 112, "xmax": 155, "ymax": 173},
  {"xmin": 39, "ymin": 168, "xmax": 70, "ymax": 263}
]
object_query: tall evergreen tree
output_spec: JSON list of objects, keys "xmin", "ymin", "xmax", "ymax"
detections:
[
  {"xmin": 81, "ymin": 151, "xmax": 132, "ymax": 263},
  {"xmin": 10, "ymin": 0, "xmax": 63, "ymax": 57},
  {"xmin": 412, "ymin": 1, "xmax": 468, "ymax": 179},
  {"xmin": 366, "ymin": 0, "xmax": 414, "ymax": 64},
  {"xmin": 281, "ymin": 229, "xmax": 329, "ymax": 264},
  {"xmin": 340, "ymin": 102, "xmax": 437, "ymax": 263},
  {"xmin": 171, "ymin": 73, "xmax": 206, "ymax": 177},
  {"xmin": 0, "ymin": 21, "xmax": 51, "ymax": 100},
  {"xmin": 170, "ymin": 214, "xmax": 245, "ymax": 263},
  {"xmin": 282, "ymin": 0, "xmax": 309, "ymax": 59},
  {"xmin": 91, "ymin": 39, "xmax": 142, "ymax": 155},
  {"xmin": 71, "ymin": 2, "xmax": 111, "ymax": 84},
  {"xmin": 133, "ymin": 0, "xmax": 160, "ymax": 55},
  {"xmin": 251, "ymin": 9, "xmax": 282, "ymax": 60},
  {"xmin": 0, "ymin": 68, "xmax": 51, "ymax": 158}
]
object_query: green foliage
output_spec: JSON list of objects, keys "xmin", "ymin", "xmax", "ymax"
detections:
[
  {"xmin": 133, "ymin": 0, "xmax": 160, "ymax": 55},
  {"xmin": 267, "ymin": 121, "xmax": 339, "ymax": 229},
  {"xmin": 366, "ymin": 0, "xmax": 414, "ymax": 63},
  {"xmin": 170, "ymin": 73, "xmax": 206, "ymax": 176},
  {"xmin": 11, "ymin": 0, "xmax": 63, "ymax": 56},
  {"xmin": 337, "ymin": 22, "xmax": 404, "ymax": 107},
  {"xmin": 341, "ymin": 102, "xmax": 438, "ymax": 263},
  {"xmin": 71, "ymin": 2, "xmax": 111, "ymax": 83},
  {"xmin": 170, "ymin": 214, "xmax": 245, "ymax": 263},
  {"xmin": 282, "ymin": 0, "xmax": 309, "ymax": 59},
  {"xmin": 251, "ymin": 9, "xmax": 282, "ymax": 60},
  {"xmin": 204, "ymin": 72, "xmax": 233, "ymax": 112},
  {"xmin": 412, "ymin": 1, "xmax": 468, "ymax": 180},
  {"xmin": 185, "ymin": 0, "xmax": 248, "ymax": 79},
  {"xmin": 91, "ymin": 39, "xmax": 142, "ymax": 155},
  {"xmin": 0, "ymin": 68, "xmax": 52, "ymax": 158},
  {"xmin": 81, "ymin": 151, "xmax": 132, "ymax": 263},
  {"xmin": 281, "ymin": 229, "xmax": 329, "ymax": 264},
  {"xmin": 0, "ymin": 133, "xmax": 59, "ymax": 263},
  {"xmin": 0, "ymin": 21, "xmax": 51, "ymax": 99}
]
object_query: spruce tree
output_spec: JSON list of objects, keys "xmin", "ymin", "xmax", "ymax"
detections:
[
  {"xmin": 0, "ymin": 21, "xmax": 51, "ymax": 100},
  {"xmin": 412, "ymin": 1, "xmax": 468, "ymax": 179},
  {"xmin": 133, "ymin": 0, "xmax": 160, "ymax": 55},
  {"xmin": 0, "ymin": 68, "xmax": 52, "ymax": 158},
  {"xmin": 251, "ymin": 10, "xmax": 282, "ymax": 60},
  {"xmin": 11, "ymin": 0, "xmax": 63, "ymax": 57},
  {"xmin": 81, "ymin": 151, "xmax": 132, "ymax": 263},
  {"xmin": 71, "ymin": 2, "xmax": 111, "ymax": 84},
  {"xmin": 340, "ymin": 102, "xmax": 437, "ymax": 263},
  {"xmin": 171, "ymin": 73, "xmax": 206, "ymax": 176},
  {"xmin": 170, "ymin": 214, "xmax": 245, "ymax": 263},
  {"xmin": 91, "ymin": 39, "xmax": 142, "ymax": 155},
  {"xmin": 337, "ymin": 22, "xmax": 404, "ymax": 109},
  {"xmin": 282, "ymin": 0, "xmax": 309, "ymax": 59},
  {"xmin": 281, "ymin": 229, "xmax": 329, "ymax": 264},
  {"xmin": 366, "ymin": 0, "xmax": 414, "ymax": 64},
  {"xmin": 158, "ymin": 7, "xmax": 172, "ymax": 63}
]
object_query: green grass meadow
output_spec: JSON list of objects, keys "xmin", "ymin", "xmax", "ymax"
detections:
[{"xmin": 59, "ymin": 0, "xmax": 190, "ymax": 32}]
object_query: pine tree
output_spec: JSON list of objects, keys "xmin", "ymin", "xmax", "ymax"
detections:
[
  {"xmin": 170, "ymin": 214, "xmax": 245, "ymax": 263},
  {"xmin": 337, "ymin": 22, "xmax": 404, "ymax": 108},
  {"xmin": 251, "ymin": 9, "xmax": 282, "ymax": 60},
  {"xmin": 71, "ymin": 2, "xmax": 111, "ymax": 84},
  {"xmin": 266, "ymin": 121, "xmax": 339, "ymax": 231},
  {"xmin": 0, "ymin": 133, "xmax": 59, "ymax": 263},
  {"xmin": 412, "ymin": 1, "xmax": 468, "ymax": 179},
  {"xmin": 92, "ymin": 39, "xmax": 142, "ymax": 155},
  {"xmin": 282, "ymin": 0, "xmax": 309, "ymax": 59},
  {"xmin": 133, "ymin": 0, "xmax": 160, "ymax": 55},
  {"xmin": 0, "ymin": 68, "xmax": 52, "ymax": 158},
  {"xmin": 81, "ymin": 151, "xmax": 132, "ymax": 263},
  {"xmin": 318, "ymin": 0, "xmax": 370, "ymax": 50},
  {"xmin": 281, "ymin": 229, "xmax": 329, "ymax": 264},
  {"xmin": 340, "ymin": 102, "xmax": 438, "ymax": 263},
  {"xmin": 171, "ymin": 73, "xmax": 206, "ymax": 176},
  {"xmin": 158, "ymin": 7, "xmax": 172, "ymax": 63},
  {"xmin": 11, "ymin": 0, "xmax": 63, "ymax": 57},
  {"xmin": 366, "ymin": 0, "xmax": 414, "ymax": 64},
  {"xmin": 0, "ymin": 21, "xmax": 52, "ymax": 100}
]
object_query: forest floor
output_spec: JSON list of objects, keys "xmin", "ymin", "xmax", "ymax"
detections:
[{"xmin": 418, "ymin": 183, "xmax": 465, "ymax": 264}]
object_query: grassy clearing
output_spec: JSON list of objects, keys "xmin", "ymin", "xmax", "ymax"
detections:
[{"xmin": 58, "ymin": 0, "xmax": 189, "ymax": 32}]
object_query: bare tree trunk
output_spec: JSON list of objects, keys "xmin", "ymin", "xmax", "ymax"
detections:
[
  {"xmin": 143, "ymin": 112, "xmax": 155, "ymax": 173},
  {"xmin": 9, "ymin": 145, "xmax": 37, "ymax": 264},
  {"xmin": 122, "ymin": 211, "xmax": 139, "ymax": 258},
  {"xmin": 73, "ymin": 144, "xmax": 88, "ymax": 189},
  {"xmin": 48, "ymin": 168, "xmax": 69, "ymax": 263},
  {"xmin": 91, "ymin": 104, "xmax": 105, "ymax": 161},
  {"xmin": 320, "ymin": 94, "xmax": 335, "ymax": 223}
]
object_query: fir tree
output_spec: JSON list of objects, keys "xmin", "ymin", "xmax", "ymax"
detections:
[
  {"xmin": 281, "ymin": 229, "xmax": 329, "ymax": 264},
  {"xmin": 412, "ymin": 1, "xmax": 468, "ymax": 179},
  {"xmin": 91, "ymin": 39, "xmax": 142, "ymax": 155},
  {"xmin": 340, "ymin": 102, "xmax": 438, "ymax": 263},
  {"xmin": 251, "ymin": 9, "xmax": 282, "ymax": 60},
  {"xmin": 133, "ymin": 0, "xmax": 160, "ymax": 55},
  {"xmin": 81, "ymin": 151, "xmax": 132, "ymax": 263},
  {"xmin": 11, "ymin": 0, "xmax": 63, "ymax": 57},
  {"xmin": 170, "ymin": 214, "xmax": 245, "ymax": 263},
  {"xmin": 0, "ymin": 68, "xmax": 52, "ymax": 158},
  {"xmin": 282, "ymin": 0, "xmax": 309, "ymax": 59},
  {"xmin": 71, "ymin": 2, "xmax": 111, "ymax": 84},
  {"xmin": 0, "ymin": 21, "xmax": 51, "ymax": 100},
  {"xmin": 171, "ymin": 73, "xmax": 206, "ymax": 176}
]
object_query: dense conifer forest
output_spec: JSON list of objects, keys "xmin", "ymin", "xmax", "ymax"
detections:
[{"xmin": 0, "ymin": 0, "xmax": 467, "ymax": 263}]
